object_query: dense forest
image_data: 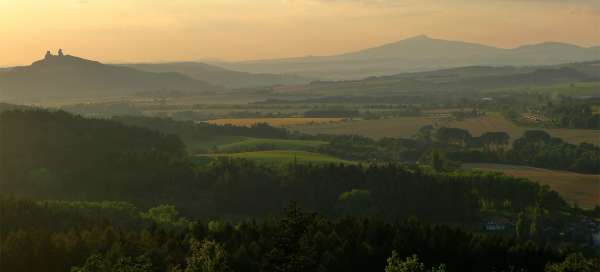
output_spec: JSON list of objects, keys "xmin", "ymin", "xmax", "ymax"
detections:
[{"xmin": 0, "ymin": 110, "xmax": 572, "ymax": 220}]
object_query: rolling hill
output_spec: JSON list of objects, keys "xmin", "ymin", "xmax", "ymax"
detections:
[
  {"xmin": 0, "ymin": 52, "xmax": 221, "ymax": 101},
  {"xmin": 216, "ymin": 35, "xmax": 600, "ymax": 79},
  {"xmin": 287, "ymin": 61, "xmax": 600, "ymax": 96},
  {"xmin": 122, "ymin": 62, "xmax": 311, "ymax": 88}
]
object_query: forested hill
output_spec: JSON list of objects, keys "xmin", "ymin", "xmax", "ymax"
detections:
[
  {"xmin": 298, "ymin": 61, "xmax": 600, "ymax": 96},
  {"xmin": 112, "ymin": 115, "xmax": 290, "ymax": 152},
  {"xmin": 0, "ymin": 53, "xmax": 221, "ymax": 100},
  {"xmin": 0, "ymin": 109, "xmax": 193, "ymax": 203}
]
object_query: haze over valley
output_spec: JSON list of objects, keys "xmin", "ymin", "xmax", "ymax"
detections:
[{"xmin": 1, "ymin": 1, "xmax": 600, "ymax": 271}]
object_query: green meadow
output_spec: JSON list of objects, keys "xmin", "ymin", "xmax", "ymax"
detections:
[{"xmin": 196, "ymin": 150, "xmax": 354, "ymax": 165}]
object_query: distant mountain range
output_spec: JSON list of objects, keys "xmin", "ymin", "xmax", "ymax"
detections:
[
  {"xmin": 214, "ymin": 35, "xmax": 600, "ymax": 79},
  {"xmin": 122, "ymin": 62, "xmax": 312, "ymax": 89},
  {"xmin": 0, "ymin": 53, "xmax": 221, "ymax": 101}
]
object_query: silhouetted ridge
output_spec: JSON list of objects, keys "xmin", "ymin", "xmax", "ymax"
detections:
[{"xmin": 0, "ymin": 51, "xmax": 222, "ymax": 100}]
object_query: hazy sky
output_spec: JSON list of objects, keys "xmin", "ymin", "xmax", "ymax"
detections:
[{"xmin": 1, "ymin": 0, "xmax": 599, "ymax": 66}]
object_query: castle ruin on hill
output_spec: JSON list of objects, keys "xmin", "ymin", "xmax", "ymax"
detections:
[{"xmin": 44, "ymin": 49, "xmax": 65, "ymax": 59}]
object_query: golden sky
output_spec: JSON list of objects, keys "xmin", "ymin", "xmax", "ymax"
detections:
[{"xmin": 1, "ymin": 0, "xmax": 599, "ymax": 66}]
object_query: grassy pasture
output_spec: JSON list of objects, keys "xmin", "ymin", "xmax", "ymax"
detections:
[
  {"xmin": 196, "ymin": 150, "xmax": 354, "ymax": 165},
  {"xmin": 215, "ymin": 137, "xmax": 328, "ymax": 153},
  {"xmin": 206, "ymin": 117, "xmax": 344, "ymax": 127},
  {"xmin": 463, "ymin": 163, "xmax": 600, "ymax": 209}
]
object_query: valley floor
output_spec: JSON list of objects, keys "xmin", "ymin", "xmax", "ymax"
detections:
[{"xmin": 292, "ymin": 113, "xmax": 600, "ymax": 145}]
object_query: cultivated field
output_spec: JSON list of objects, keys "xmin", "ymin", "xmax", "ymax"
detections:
[
  {"xmin": 292, "ymin": 116, "xmax": 441, "ymax": 139},
  {"xmin": 293, "ymin": 113, "xmax": 599, "ymax": 144},
  {"xmin": 197, "ymin": 150, "xmax": 354, "ymax": 165},
  {"xmin": 463, "ymin": 163, "xmax": 600, "ymax": 209},
  {"xmin": 206, "ymin": 117, "xmax": 344, "ymax": 127},
  {"xmin": 449, "ymin": 113, "xmax": 600, "ymax": 144}
]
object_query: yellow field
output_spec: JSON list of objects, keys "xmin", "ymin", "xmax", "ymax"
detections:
[
  {"xmin": 293, "ymin": 113, "xmax": 599, "ymax": 145},
  {"xmin": 463, "ymin": 163, "xmax": 600, "ymax": 209},
  {"xmin": 205, "ymin": 117, "xmax": 344, "ymax": 127}
]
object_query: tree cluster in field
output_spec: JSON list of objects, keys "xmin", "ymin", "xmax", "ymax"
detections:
[
  {"xmin": 316, "ymin": 125, "xmax": 599, "ymax": 174},
  {"xmin": 445, "ymin": 129, "xmax": 600, "ymax": 174},
  {"xmin": 499, "ymin": 98, "xmax": 600, "ymax": 130},
  {"xmin": 2, "ymin": 198, "xmax": 599, "ymax": 272}
]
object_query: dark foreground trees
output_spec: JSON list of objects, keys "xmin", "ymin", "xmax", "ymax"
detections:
[{"xmin": 3, "ymin": 199, "xmax": 594, "ymax": 272}]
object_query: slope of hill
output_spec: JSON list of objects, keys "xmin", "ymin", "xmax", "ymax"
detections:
[
  {"xmin": 0, "ymin": 52, "xmax": 221, "ymax": 101},
  {"xmin": 217, "ymin": 35, "xmax": 600, "ymax": 79},
  {"xmin": 0, "ymin": 102, "xmax": 34, "ymax": 112},
  {"xmin": 463, "ymin": 163, "xmax": 600, "ymax": 208},
  {"xmin": 123, "ymin": 62, "xmax": 311, "ymax": 88}
]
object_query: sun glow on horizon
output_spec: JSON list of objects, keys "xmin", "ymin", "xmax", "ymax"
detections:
[{"xmin": 1, "ymin": 0, "xmax": 599, "ymax": 66}]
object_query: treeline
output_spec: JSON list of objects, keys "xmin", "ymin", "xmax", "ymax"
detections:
[
  {"xmin": 317, "ymin": 134, "xmax": 426, "ymax": 162},
  {"xmin": 543, "ymin": 100, "xmax": 600, "ymax": 129},
  {"xmin": 112, "ymin": 115, "xmax": 289, "ymax": 151},
  {"xmin": 3, "ymin": 198, "xmax": 597, "ymax": 272},
  {"xmin": 304, "ymin": 108, "xmax": 359, "ymax": 118},
  {"xmin": 315, "ymin": 127, "xmax": 510, "ymax": 163}
]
